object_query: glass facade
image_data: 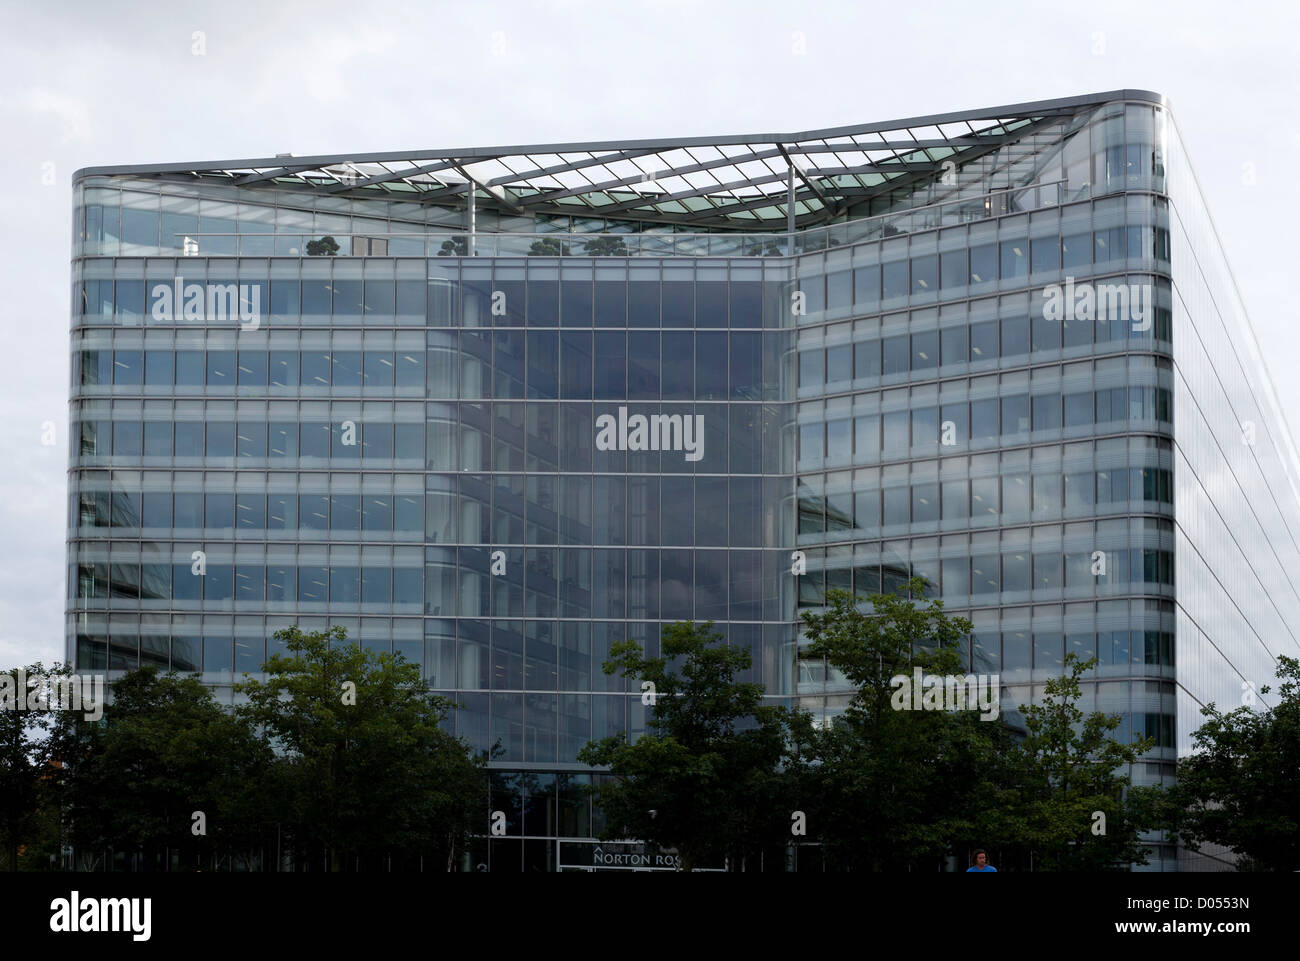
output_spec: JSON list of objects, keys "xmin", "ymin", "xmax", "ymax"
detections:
[{"xmin": 67, "ymin": 91, "xmax": 1300, "ymax": 870}]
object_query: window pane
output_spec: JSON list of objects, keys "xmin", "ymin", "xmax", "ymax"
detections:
[
  {"xmin": 299, "ymin": 494, "xmax": 329, "ymax": 529},
  {"xmin": 912, "ymin": 483, "xmax": 938, "ymax": 523},
  {"xmin": 107, "ymin": 421, "xmax": 137, "ymax": 456},
  {"xmin": 970, "ymin": 555, "xmax": 1000, "ymax": 593},
  {"xmin": 205, "ymin": 492, "xmax": 233, "ymax": 529},
  {"xmin": 206, "ymin": 351, "xmax": 235, "ymax": 386},
  {"xmin": 826, "ymin": 344, "xmax": 851, "ymax": 384},
  {"xmin": 882, "ymin": 261, "xmax": 908, "ymax": 299},
  {"xmin": 1031, "ymin": 236, "xmax": 1060, "ymax": 273},
  {"xmin": 174, "ymin": 423, "xmax": 203, "ymax": 457},
  {"xmin": 941, "ymin": 556, "xmax": 968, "ymax": 595},
  {"xmin": 1061, "ymin": 232, "xmax": 1090, "ymax": 269},
  {"xmin": 1034, "ymin": 553, "xmax": 1063, "ymax": 589},
  {"xmin": 1063, "ymin": 472, "xmax": 1095, "ymax": 508},
  {"xmin": 237, "ymin": 351, "xmax": 267, "ymax": 386},
  {"xmin": 882, "ymin": 411, "xmax": 908, "ymax": 451},
  {"xmin": 113, "ymin": 350, "xmax": 142, "ymax": 385},
  {"xmin": 270, "ymin": 351, "xmax": 298, "ymax": 387},
  {"xmin": 1032, "ymin": 311, "xmax": 1060, "ymax": 351},
  {"xmin": 940, "ymin": 403, "xmax": 966, "ymax": 446},
  {"xmin": 940, "ymin": 327, "xmax": 967, "ymax": 365},
  {"xmin": 826, "ymin": 271, "xmax": 851, "ymax": 310},
  {"xmin": 331, "ymin": 494, "xmax": 360, "ymax": 530},
  {"xmin": 1002, "ymin": 473, "xmax": 1030, "ymax": 518},
  {"xmin": 301, "ymin": 351, "xmax": 330, "ymax": 387},
  {"xmin": 854, "ymin": 266, "xmax": 880, "ymax": 305},
  {"xmin": 941, "ymin": 480, "xmax": 968, "ymax": 520},
  {"xmin": 940, "ymin": 250, "xmax": 966, "ymax": 289},
  {"xmin": 800, "ymin": 350, "xmax": 824, "ymax": 389},
  {"xmin": 911, "ymin": 331, "xmax": 938, "ymax": 370},
  {"xmin": 854, "ymin": 340, "xmax": 880, "ymax": 378},
  {"xmin": 364, "ymin": 351, "xmax": 395, "ymax": 388},
  {"xmin": 1003, "ymin": 551, "xmax": 1030, "ymax": 591},
  {"xmin": 206, "ymin": 422, "xmax": 235, "ymax": 457},
  {"xmin": 1001, "ymin": 395, "xmax": 1029, "ymax": 435},
  {"xmin": 1033, "ymin": 474, "xmax": 1061, "ymax": 514},
  {"xmin": 969, "ymin": 244, "xmax": 996, "ymax": 284},
  {"xmin": 175, "ymin": 351, "xmax": 204, "ymax": 385},
  {"xmin": 332, "ymin": 351, "xmax": 363, "ymax": 387},
  {"xmin": 911, "ymin": 255, "xmax": 937, "ymax": 294},
  {"xmin": 1000, "ymin": 315, "xmax": 1028, "ymax": 358},
  {"xmin": 882, "ymin": 335, "xmax": 908, "ymax": 374},
  {"xmin": 1063, "ymin": 392, "xmax": 1093, "ymax": 427},
  {"xmin": 1032, "ymin": 394, "xmax": 1061, "ymax": 430},
  {"xmin": 237, "ymin": 421, "xmax": 266, "ymax": 458},
  {"xmin": 854, "ymin": 415, "xmax": 879, "ymax": 458},
  {"xmin": 1000, "ymin": 239, "xmax": 1028, "ymax": 280},
  {"xmin": 970, "ymin": 399, "xmax": 998, "ymax": 439},
  {"xmin": 911, "ymin": 407, "xmax": 937, "ymax": 448},
  {"xmin": 970, "ymin": 476, "xmax": 999, "ymax": 516},
  {"xmin": 969, "ymin": 322, "xmax": 997, "ymax": 360},
  {"xmin": 883, "ymin": 486, "xmax": 909, "ymax": 524}
]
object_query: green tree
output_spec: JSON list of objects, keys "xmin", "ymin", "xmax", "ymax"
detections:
[
  {"xmin": 0, "ymin": 662, "xmax": 67, "ymax": 871},
  {"xmin": 580, "ymin": 236, "xmax": 628, "ymax": 256},
  {"xmin": 799, "ymin": 582, "xmax": 1014, "ymax": 870},
  {"xmin": 305, "ymin": 235, "xmax": 340, "ymax": 256},
  {"xmin": 1165, "ymin": 655, "xmax": 1300, "ymax": 871},
  {"xmin": 528, "ymin": 237, "xmax": 569, "ymax": 256},
  {"xmin": 437, "ymin": 236, "xmax": 469, "ymax": 256},
  {"xmin": 236, "ymin": 625, "xmax": 484, "ymax": 871},
  {"xmin": 54, "ymin": 667, "xmax": 272, "ymax": 871},
  {"xmin": 1004, "ymin": 653, "xmax": 1159, "ymax": 870},
  {"xmin": 743, "ymin": 239, "xmax": 784, "ymax": 256},
  {"xmin": 578, "ymin": 621, "xmax": 801, "ymax": 871}
]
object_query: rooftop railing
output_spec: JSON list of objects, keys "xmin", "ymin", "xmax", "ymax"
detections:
[{"xmin": 164, "ymin": 181, "xmax": 1068, "ymax": 259}]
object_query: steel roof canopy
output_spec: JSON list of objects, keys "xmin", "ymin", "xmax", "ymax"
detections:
[{"xmin": 72, "ymin": 89, "xmax": 1166, "ymax": 231}]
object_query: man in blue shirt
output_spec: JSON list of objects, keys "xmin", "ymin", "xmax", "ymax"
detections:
[{"xmin": 966, "ymin": 849, "xmax": 997, "ymax": 872}]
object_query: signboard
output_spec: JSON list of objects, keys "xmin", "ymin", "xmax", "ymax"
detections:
[{"xmin": 557, "ymin": 840, "xmax": 726, "ymax": 872}]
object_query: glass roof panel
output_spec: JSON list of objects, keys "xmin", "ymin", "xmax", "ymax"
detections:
[{"xmin": 78, "ymin": 92, "xmax": 1143, "ymax": 231}]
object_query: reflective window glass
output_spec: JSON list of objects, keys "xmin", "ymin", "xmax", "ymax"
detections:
[
  {"xmin": 969, "ymin": 244, "xmax": 996, "ymax": 284},
  {"xmin": 940, "ymin": 250, "xmax": 966, "ymax": 289},
  {"xmin": 882, "ymin": 260, "xmax": 908, "ymax": 299},
  {"xmin": 1000, "ymin": 240, "xmax": 1028, "ymax": 280}
]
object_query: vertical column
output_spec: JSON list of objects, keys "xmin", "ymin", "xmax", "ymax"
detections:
[
  {"xmin": 467, "ymin": 181, "xmax": 476, "ymax": 257},
  {"xmin": 786, "ymin": 164, "xmax": 796, "ymax": 242}
]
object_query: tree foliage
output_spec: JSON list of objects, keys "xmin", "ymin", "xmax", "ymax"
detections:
[
  {"xmin": 798, "ymin": 583, "xmax": 1013, "ymax": 869},
  {"xmin": 0, "ymin": 663, "xmax": 67, "ymax": 870},
  {"xmin": 236, "ymin": 625, "xmax": 485, "ymax": 871},
  {"xmin": 1004, "ymin": 653, "xmax": 1159, "ymax": 870},
  {"xmin": 10, "ymin": 624, "xmax": 486, "ymax": 872},
  {"xmin": 798, "ymin": 583, "xmax": 1160, "ymax": 871},
  {"xmin": 54, "ymin": 667, "xmax": 271, "ymax": 871},
  {"xmin": 437, "ymin": 236, "xmax": 469, "ymax": 256},
  {"xmin": 1165, "ymin": 655, "xmax": 1300, "ymax": 871},
  {"xmin": 578, "ymin": 621, "xmax": 799, "ymax": 871},
  {"xmin": 580, "ymin": 236, "xmax": 628, "ymax": 256},
  {"xmin": 529, "ymin": 237, "xmax": 569, "ymax": 256},
  {"xmin": 305, "ymin": 235, "xmax": 340, "ymax": 256}
]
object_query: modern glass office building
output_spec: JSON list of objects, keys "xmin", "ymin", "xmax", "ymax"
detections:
[{"xmin": 68, "ymin": 90, "xmax": 1300, "ymax": 871}]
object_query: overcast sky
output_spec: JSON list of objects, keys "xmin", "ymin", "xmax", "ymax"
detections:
[{"xmin": 2, "ymin": 0, "xmax": 1297, "ymax": 668}]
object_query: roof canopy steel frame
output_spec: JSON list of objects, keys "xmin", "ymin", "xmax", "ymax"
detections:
[{"xmin": 74, "ymin": 90, "xmax": 1163, "ymax": 232}]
